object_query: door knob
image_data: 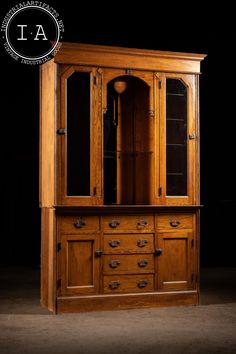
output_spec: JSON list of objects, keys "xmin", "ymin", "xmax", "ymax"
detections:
[{"xmin": 155, "ymin": 248, "xmax": 163, "ymax": 256}]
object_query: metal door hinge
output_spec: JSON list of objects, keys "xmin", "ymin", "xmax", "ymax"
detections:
[
  {"xmin": 159, "ymin": 81, "xmax": 162, "ymax": 89},
  {"xmin": 149, "ymin": 110, "xmax": 155, "ymax": 118},
  {"xmin": 57, "ymin": 128, "xmax": 66, "ymax": 135},
  {"xmin": 189, "ymin": 133, "xmax": 196, "ymax": 140},
  {"xmin": 57, "ymin": 279, "xmax": 61, "ymax": 289},
  {"xmin": 191, "ymin": 273, "xmax": 198, "ymax": 283},
  {"xmin": 57, "ymin": 242, "xmax": 61, "ymax": 252}
]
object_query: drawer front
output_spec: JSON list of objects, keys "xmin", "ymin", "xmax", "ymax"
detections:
[
  {"xmin": 102, "ymin": 215, "xmax": 154, "ymax": 233},
  {"xmin": 104, "ymin": 234, "xmax": 154, "ymax": 254},
  {"xmin": 103, "ymin": 254, "xmax": 154, "ymax": 274},
  {"xmin": 157, "ymin": 214, "xmax": 193, "ymax": 230},
  {"xmin": 60, "ymin": 216, "xmax": 100, "ymax": 233},
  {"xmin": 104, "ymin": 274, "xmax": 154, "ymax": 293}
]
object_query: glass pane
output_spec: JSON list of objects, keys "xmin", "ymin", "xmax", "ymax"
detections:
[
  {"xmin": 166, "ymin": 79, "xmax": 187, "ymax": 196},
  {"xmin": 66, "ymin": 71, "xmax": 90, "ymax": 196}
]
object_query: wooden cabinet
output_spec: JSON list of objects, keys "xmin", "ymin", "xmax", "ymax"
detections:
[{"xmin": 40, "ymin": 43, "xmax": 206, "ymax": 313}]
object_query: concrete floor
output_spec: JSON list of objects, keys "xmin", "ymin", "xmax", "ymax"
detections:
[{"xmin": 0, "ymin": 267, "xmax": 236, "ymax": 354}]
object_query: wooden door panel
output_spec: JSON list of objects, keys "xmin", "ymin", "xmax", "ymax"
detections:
[
  {"xmin": 60, "ymin": 234, "xmax": 100, "ymax": 295},
  {"xmin": 158, "ymin": 231, "xmax": 195, "ymax": 291}
]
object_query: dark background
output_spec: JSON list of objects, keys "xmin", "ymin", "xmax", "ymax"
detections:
[{"xmin": 1, "ymin": 1, "xmax": 235, "ymax": 267}]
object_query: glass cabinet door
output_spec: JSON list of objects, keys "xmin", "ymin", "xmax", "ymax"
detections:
[
  {"xmin": 102, "ymin": 69, "xmax": 155, "ymax": 205},
  {"xmin": 58, "ymin": 66, "xmax": 102, "ymax": 205},
  {"xmin": 160, "ymin": 74, "xmax": 196, "ymax": 205}
]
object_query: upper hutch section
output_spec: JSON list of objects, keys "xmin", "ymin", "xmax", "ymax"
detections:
[{"xmin": 39, "ymin": 42, "xmax": 206, "ymax": 208}]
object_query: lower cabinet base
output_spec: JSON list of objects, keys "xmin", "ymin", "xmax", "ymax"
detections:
[{"xmin": 57, "ymin": 291, "xmax": 199, "ymax": 313}]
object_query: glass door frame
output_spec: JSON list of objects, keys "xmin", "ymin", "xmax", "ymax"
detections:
[
  {"xmin": 102, "ymin": 68, "xmax": 156, "ymax": 205},
  {"xmin": 57, "ymin": 65, "xmax": 102, "ymax": 206},
  {"xmin": 159, "ymin": 73, "xmax": 197, "ymax": 205}
]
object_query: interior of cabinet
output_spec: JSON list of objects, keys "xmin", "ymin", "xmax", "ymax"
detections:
[{"xmin": 104, "ymin": 75, "xmax": 153, "ymax": 205}]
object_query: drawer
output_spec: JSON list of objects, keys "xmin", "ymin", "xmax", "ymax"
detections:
[
  {"xmin": 104, "ymin": 274, "xmax": 154, "ymax": 293},
  {"xmin": 60, "ymin": 216, "xmax": 100, "ymax": 233},
  {"xmin": 157, "ymin": 214, "xmax": 193, "ymax": 230},
  {"xmin": 103, "ymin": 254, "xmax": 154, "ymax": 274},
  {"xmin": 104, "ymin": 234, "xmax": 154, "ymax": 254},
  {"xmin": 102, "ymin": 215, "xmax": 154, "ymax": 233}
]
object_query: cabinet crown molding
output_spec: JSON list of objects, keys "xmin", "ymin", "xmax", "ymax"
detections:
[{"xmin": 54, "ymin": 42, "xmax": 207, "ymax": 74}]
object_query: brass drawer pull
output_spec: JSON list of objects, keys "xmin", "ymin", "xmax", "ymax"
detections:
[
  {"xmin": 109, "ymin": 260, "xmax": 121, "ymax": 268},
  {"xmin": 138, "ymin": 259, "xmax": 148, "ymax": 268},
  {"xmin": 109, "ymin": 281, "xmax": 120, "ymax": 289},
  {"xmin": 74, "ymin": 217, "xmax": 86, "ymax": 228},
  {"xmin": 155, "ymin": 248, "xmax": 163, "ymax": 256},
  {"xmin": 137, "ymin": 280, "xmax": 149, "ymax": 288},
  {"xmin": 169, "ymin": 220, "xmax": 180, "ymax": 227},
  {"xmin": 137, "ymin": 239, "xmax": 148, "ymax": 247},
  {"xmin": 109, "ymin": 220, "xmax": 120, "ymax": 228},
  {"xmin": 137, "ymin": 220, "xmax": 149, "ymax": 228},
  {"xmin": 109, "ymin": 240, "xmax": 121, "ymax": 248}
]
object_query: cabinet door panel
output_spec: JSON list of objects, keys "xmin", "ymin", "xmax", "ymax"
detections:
[
  {"xmin": 159, "ymin": 73, "xmax": 196, "ymax": 205},
  {"xmin": 60, "ymin": 234, "xmax": 100, "ymax": 295},
  {"xmin": 58, "ymin": 65, "xmax": 102, "ymax": 206},
  {"xmin": 158, "ymin": 231, "xmax": 195, "ymax": 290}
]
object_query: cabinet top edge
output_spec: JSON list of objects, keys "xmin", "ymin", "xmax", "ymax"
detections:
[{"xmin": 54, "ymin": 42, "xmax": 207, "ymax": 62}]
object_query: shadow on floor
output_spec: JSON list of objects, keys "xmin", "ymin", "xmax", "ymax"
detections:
[
  {"xmin": 200, "ymin": 267, "xmax": 236, "ymax": 305},
  {"xmin": 0, "ymin": 267, "xmax": 236, "ymax": 314}
]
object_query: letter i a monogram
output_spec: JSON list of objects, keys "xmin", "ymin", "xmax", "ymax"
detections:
[{"xmin": 17, "ymin": 25, "xmax": 48, "ymax": 40}]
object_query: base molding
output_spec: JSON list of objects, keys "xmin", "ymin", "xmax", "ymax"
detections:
[{"xmin": 57, "ymin": 291, "xmax": 199, "ymax": 313}]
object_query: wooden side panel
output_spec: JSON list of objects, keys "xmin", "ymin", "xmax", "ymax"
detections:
[
  {"xmin": 39, "ymin": 60, "xmax": 56, "ymax": 207},
  {"xmin": 40, "ymin": 207, "xmax": 56, "ymax": 312},
  {"xmin": 158, "ymin": 231, "xmax": 195, "ymax": 291},
  {"xmin": 60, "ymin": 234, "xmax": 100, "ymax": 296}
]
